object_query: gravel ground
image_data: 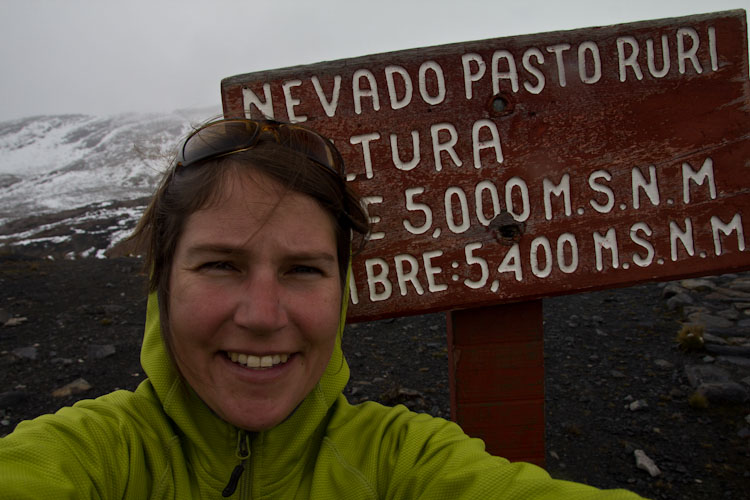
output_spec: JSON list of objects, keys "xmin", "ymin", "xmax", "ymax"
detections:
[{"xmin": 1, "ymin": 254, "xmax": 748, "ymax": 499}]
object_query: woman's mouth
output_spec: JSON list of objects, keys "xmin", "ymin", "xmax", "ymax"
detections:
[{"xmin": 227, "ymin": 351, "xmax": 291, "ymax": 369}]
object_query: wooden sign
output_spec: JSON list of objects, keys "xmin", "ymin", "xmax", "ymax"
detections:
[{"xmin": 223, "ymin": 10, "xmax": 750, "ymax": 323}]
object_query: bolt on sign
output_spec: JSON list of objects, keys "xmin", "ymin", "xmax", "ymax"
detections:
[{"xmin": 222, "ymin": 10, "xmax": 750, "ymax": 323}]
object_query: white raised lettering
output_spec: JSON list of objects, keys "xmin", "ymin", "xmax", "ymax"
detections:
[
  {"xmin": 677, "ymin": 27, "xmax": 703, "ymax": 74},
  {"xmin": 423, "ymin": 250, "xmax": 447, "ymax": 292},
  {"xmin": 711, "ymin": 213, "xmax": 746, "ymax": 255},
  {"xmin": 506, "ymin": 177, "xmax": 530, "ymax": 222},
  {"xmin": 632, "ymin": 165, "xmax": 660, "ymax": 209},
  {"xmin": 243, "ymin": 84, "xmax": 274, "ymax": 119},
  {"xmin": 403, "ymin": 187, "xmax": 433, "ymax": 235},
  {"xmin": 462, "ymin": 53, "xmax": 486, "ymax": 100},
  {"xmin": 394, "ymin": 254, "xmax": 425, "ymax": 296},
  {"xmin": 578, "ymin": 41, "xmax": 602, "ymax": 84},
  {"xmin": 365, "ymin": 258, "xmax": 392, "ymax": 302},
  {"xmin": 530, "ymin": 236, "xmax": 552, "ymax": 278},
  {"xmin": 418, "ymin": 61, "xmax": 446, "ymax": 105},
  {"xmin": 557, "ymin": 233, "xmax": 579, "ymax": 273},
  {"xmin": 282, "ymin": 80, "xmax": 306, "ymax": 123},
  {"xmin": 352, "ymin": 69, "xmax": 380, "ymax": 114},
  {"xmin": 588, "ymin": 170, "xmax": 614, "ymax": 214},
  {"xmin": 475, "ymin": 180, "xmax": 501, "ymax": 226},
  {"xmin": 464, "ymin": 242, "xmax": 489, "ymax": 289},
  {"xmin": 350, "ymin": 133, "xmax": 381, "ymax": 179},
  {"xmin": 669, "ymin": 218, "xmax": 695, "ymax": 260},
  {"xmin": 522, "ymin": 48, "xmax": 545, "ymax": 94},
  {"xmin": 682, "ymin": 158, "xmax": 716, "ymax": 203},
  {"xmin": 617, "ymin": 36, "xmax": 644, "ymax": 82},
  {"xmin": 445, "ymin": 187, "xmax": 470, "ymax": 234},
  {"xmin": 362, "ymin": 196, "xmax": 385, "ymax": 241},
  {"xmin": 311, "ymin": 76, "xmax": 341, "ymax": 118},
  {"xmin": 594, "ymin": 228, "xmax": 619, "ymax": 271},
  {"xmin": 431, "ymin": 123, "xmax": 462, "ymax": 171},
  {"xmin": 385, "ymin": 65, "xmax": 413, "ymax": 110},
  {"xmin": 390, "ymin": 131, "xmax": 420, "ymax": 171},
  {"xmin": 546, "ymin": 43, "xmax": 571, "ymax": 87},
  {"xmin": 630, "ymin": 222, "xmax": 655, "ymax": 267},
  {"xmin": 472, "ymin": 119, "xmax": 503, "ymax": 169},
  {"xmin": 646, "ymin": 35, "xmax": 670, "ymax": 78},
  {"xmin": 348, "ymin": 272, "xmax": 359, "ymax": 305},
  {"xmin": 491, "ymin": 50, "xmax": 519, "ymax": 93},
  {"xmin": 708, "ymin": 26, "xmax": 718, "ymax": 71},
  {"xmin": 543, "ymin": 174, "xmax": 572, "ymax": 221},
  {"xmin": 498, "ymin": 243, "xmax": 523, "ymax": 281}
]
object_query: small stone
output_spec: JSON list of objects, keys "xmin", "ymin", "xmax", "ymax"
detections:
[
  {"xmin": 687, "ymin": 313, "xmax": 734, "ymax": 329},
  {"xmin": 697, "ymin": 382, "xmax": 749, "ymax": 404},
  {"xmin": 611, "ymin": 370, "xmax": 626, "ymax": 378},
  {"xmin": 703, "ymin": 333, "xmax": 728, "ymax": 345},
  {"xmin": 717, "ymin": 356, "xmax": 750, "ymax": 368},
  {"xmin": 52, "ymin": 378, "xmax": 92, "ymax": 398},
  {"xmin": 667, "ymin": 293, "xmax": 694, "ymax": 310},
  {"xmin": 681, "ymin": 278, "xmax": 716, "ymax": 291},
  {"xmin": 715, "ymin": 286, "xmax": 750, "ymax": 299},
  {"xmin": 702, "ymin": 356, "xmax": 716, "ymax": 363},
  {"xmin": 11, "ymin": 346, "xmax": 37, "ymax": 360},
  {"xmin": 634, "ymin": 449, "xmax": 661, "ymax": 477},
  {"xmin": 3, "ymin": 317, "xmax": 28, "ymax": 327},
  {"xmin": 662, "ymin": 284, "xmax": 687, "ymax": 298},
  {"xmin": 653, "ymin": 359, "xmax": 673, "ymax": 369},
  {"xmin": 549, "ymin": 451, "xmax": 560, "ymax": 460},
  {"xmin": 685, "ymin": 364, "xmax": 731, "ymax": 388},
  {"xmin": 717, "ymin": 308, "xmax": 741, "ymax": 320},
  {"xmin": 87, "ymin": 344, "xmax": 116, "ymax": 360},
  {"xmin": 629, "ymin": 399, "xmax": 649, "ymax": 411},
  {"xmin": 0, "ymin": 390, "xmax": 28, "ymax": 408}
]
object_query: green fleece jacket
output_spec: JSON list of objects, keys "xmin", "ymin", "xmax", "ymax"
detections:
[{"xmin": 0, "ymin": 291, "xmax": 647, "ymax": 499}]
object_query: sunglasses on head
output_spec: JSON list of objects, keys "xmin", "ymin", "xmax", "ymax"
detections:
[{"xmin": 175, "ymin": 118, "xmax": 344, "ymax": 176}]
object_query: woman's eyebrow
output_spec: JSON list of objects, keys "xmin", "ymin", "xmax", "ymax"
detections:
[{"xmin": 184, "ymin": 244, "xmax": 244, "ymax": 257}]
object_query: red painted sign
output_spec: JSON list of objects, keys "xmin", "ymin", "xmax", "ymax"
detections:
[{"xmin": 222, "ymin": 10, "xmax": 750, "ymax": 322}]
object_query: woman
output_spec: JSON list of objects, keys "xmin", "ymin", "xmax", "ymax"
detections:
[{"xmin": 0, "ymin": 118, "xmax": 646, "ymax": 499}]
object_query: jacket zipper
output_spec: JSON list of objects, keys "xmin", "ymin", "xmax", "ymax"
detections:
[{"xmin": 222, "ymin": 430, "xmax": 251, "ymax": 497}]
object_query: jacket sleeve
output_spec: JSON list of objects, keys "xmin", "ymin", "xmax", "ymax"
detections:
[
  {"xmin": 378, "ymin": 408, "xmax": 649, "ymax": 500},
  {"xmin": 0, "ymin": 393, "xmax": 155, "ymax": 500}
]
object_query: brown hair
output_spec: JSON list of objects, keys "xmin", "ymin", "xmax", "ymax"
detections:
[{"xmin": 129, "ymin": 129, "xmax": 369, "ymax": 351}]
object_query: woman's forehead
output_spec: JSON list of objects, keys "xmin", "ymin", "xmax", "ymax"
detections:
[{"xmin": 180, "ymin": 172, "xmax": 337, "ymax": 255}]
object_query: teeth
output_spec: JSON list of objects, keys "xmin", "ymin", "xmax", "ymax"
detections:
[{"xmin": 228, "ymin": 352, "xmax": 291, "ymax": 369}]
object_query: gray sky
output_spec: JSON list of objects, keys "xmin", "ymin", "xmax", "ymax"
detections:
[{"xmin": 0, "ymin": 0, "xmax": 746, "ymax": 121}]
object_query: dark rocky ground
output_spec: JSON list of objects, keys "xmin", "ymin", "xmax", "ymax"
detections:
[{"xmin": 1, "ymin": 254, "xmax": 748, "ymax": 499}]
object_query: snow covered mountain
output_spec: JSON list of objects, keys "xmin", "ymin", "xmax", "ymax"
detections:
[{"xmin": 0, "ymin": 107, "xmax": 221, "ymax": 258}]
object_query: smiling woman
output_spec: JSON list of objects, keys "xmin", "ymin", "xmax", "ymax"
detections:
[{"xmin": 0, "ymin": 117, "xmax": 647, "ymax": 499}]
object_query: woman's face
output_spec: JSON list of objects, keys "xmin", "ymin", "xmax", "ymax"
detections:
[{"xmin": 168, "ymin": 169, "xmax": 342, "ymax": 431}]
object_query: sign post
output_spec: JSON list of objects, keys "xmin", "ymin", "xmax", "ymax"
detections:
[{"xmin": 221, "ymin": 10, "xmax": 750, "ymax": 466}]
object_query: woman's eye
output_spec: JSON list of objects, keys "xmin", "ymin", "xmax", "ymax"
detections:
[
  {"xmin": 199, "ymin": 261, "xmax": 237, "ymax": 272},
  {"xmin": 290, "ymin": 265, "xmax": 321, "ymax": 275}
]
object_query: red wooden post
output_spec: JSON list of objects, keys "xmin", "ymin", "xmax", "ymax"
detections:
[{"xmin": 448, "ymin": 301, "xmax": 544, "ymax": 466}]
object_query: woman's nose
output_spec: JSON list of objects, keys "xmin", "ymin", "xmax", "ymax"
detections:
[{"xmin": 232, "ymin": 272, "xmax": 288, "ymax": 334}]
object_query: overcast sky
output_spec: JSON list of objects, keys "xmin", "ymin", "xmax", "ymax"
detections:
[{"xmin": 0, "ymin": 0, "xmax": 746, "ymax": 121}]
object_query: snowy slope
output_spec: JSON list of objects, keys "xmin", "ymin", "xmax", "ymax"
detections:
[{"xmin": 0, "ymin": 107, "xmax": 220, "ymax": 258}]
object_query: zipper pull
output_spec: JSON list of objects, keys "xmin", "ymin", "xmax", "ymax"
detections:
[
  {"xmin": 223, "ymin": 430, "xmax": 251, "ymax": 497},
  {"xmin": 222, "ymin": 462, "xmax": 245, "ymax": 497}
]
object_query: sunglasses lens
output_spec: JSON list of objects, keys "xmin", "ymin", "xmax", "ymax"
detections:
[
  {"xmin": 282, "ymin": 126, "xmax": 339, "ymax": 174},
  {"xmin": 181, "ymin": 121, "xmax": 260, "ymax": 166}
]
